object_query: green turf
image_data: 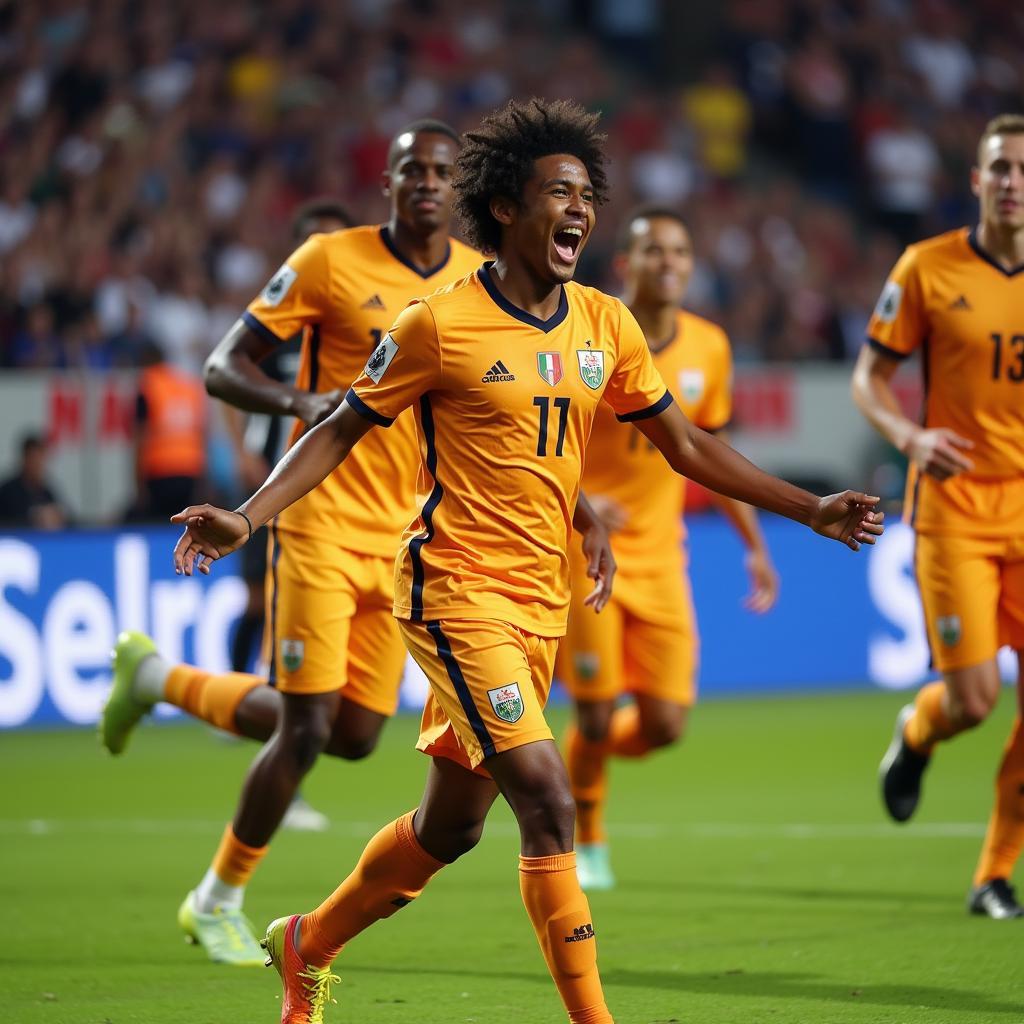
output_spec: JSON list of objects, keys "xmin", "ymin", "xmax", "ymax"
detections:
[{"xmin": 2, "ymin": 688, "xmax": 1022, "ymax": 1023}]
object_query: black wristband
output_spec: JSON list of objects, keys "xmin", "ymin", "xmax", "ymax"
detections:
[{"xmin": 235, "ymin": 509, "xmax": 254, "ymax": 541}]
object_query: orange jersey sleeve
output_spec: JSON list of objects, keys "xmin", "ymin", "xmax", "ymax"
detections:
[
  {"xmin": 866, "ymin": 246, "xmax": 928, "ymax": 358},
  {"xmin": 244, "ymin": 234, "xmax": 332, "ymax": 343},
  {"xmin": 347, "ymin": 300, "xmax": 443, "ymax": 425},
  {"xmin": 600, "ymin": 303, "xmax": 673, "ymax": 421}
]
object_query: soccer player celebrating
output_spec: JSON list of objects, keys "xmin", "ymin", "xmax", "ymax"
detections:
[
  {"xmin": 561, "ymin": 207, "xmax": 779, "ymax": 891},
  {"xmin": 172, "ymin": 99, "xmax": 882, "ymax": 1023},
  {"xmin": 99, "ymin": 121, "xmax": 481, "ymax": 964},
  {"xmin": 853, "ymin": 113, "xmax": 1024, "ymax": 919}
]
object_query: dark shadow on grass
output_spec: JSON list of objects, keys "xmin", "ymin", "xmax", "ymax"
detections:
[{"xmin": 348, "ymin": 962, "xmax": 1023, "ymax": 1016}]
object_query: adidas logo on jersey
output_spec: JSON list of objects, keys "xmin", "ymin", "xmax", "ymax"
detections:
[
  {"xmin": 948, "ymin": 294, "xmax": 972, "ymax": 311},
  {"xmin": 361, "ymin": 294, "xmax": 386, "ymax": 310},
  {"xmin": 482, "ymin": 360, "xmax": 516, "ymax": 382}
]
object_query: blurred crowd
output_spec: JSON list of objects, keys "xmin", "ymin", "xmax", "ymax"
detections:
[{"xmin": 0, "ymin": 0, "xmax": 1021, "ymax": 374}]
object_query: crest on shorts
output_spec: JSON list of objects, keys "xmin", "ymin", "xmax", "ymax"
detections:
[
  {"xmin": 935, "ymin": 615, "xmax": 961, "ymax": 647},
  {"xmin": 576, "ymin": 348, "xmax": 605, "ymax": 390},
  {"xmin": 487, "ymin": 682, "xmax": 524, "ymax": 723},
  {"xmin": 573, "ymin": 652, "xmax": 601, "ymax": 681},
  {"xmin": 280, "ymin": 638, "xmax": 305, "ymax": 671}
]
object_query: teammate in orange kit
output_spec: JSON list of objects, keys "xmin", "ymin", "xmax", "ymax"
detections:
[
  {"xmin": 561, "ymin": 207, "xmax": 779, "ymax": 890},
  {"xmin": 171, "ymin": 99, "xmax": 882, "ymax": 1023},
  {"xmin": 99, "ymin": 121, "xmax": 480, "ymax": 964},
  {"xmin": 852, "ymin": 113, "xmax": 1024, "ymax": 918}
]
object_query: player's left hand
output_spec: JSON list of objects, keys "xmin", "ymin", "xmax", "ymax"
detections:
[
  {"xmin": 810, "ymin": 491, "xmax": 885, "ymax": 551},
  {"xmin": 743, "ymin": 548, "xmax": 779, "ymax": 613},
  {"xmin": 581, "ymin": 521, "xmax": 616, "ymax": 613},
  {"xmin": 171, "ymin": 504, "xmax": 251, "ymax": 576}
]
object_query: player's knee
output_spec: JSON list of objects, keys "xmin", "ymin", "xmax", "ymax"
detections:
[
  {"xmin": 281, "ymin": 713, "xmax": 333, "ymax": 771},
  {"xmin": 643, "ymin": 717, "xmax": 685, "ymax": 749},
  {"xmin": 334, "ymin": 733, "xmax": 379, "ymax": 761},
  {"xmin": 578, "ymin": 718, "xmax": 610, "ymax": 744},
  {"xmin": 949, "ymin": 693, "xmax": 994, "ymax": 729},
  {"xmin": 514, "ymin": 786, "xmax": 576, "ymax": 851}
]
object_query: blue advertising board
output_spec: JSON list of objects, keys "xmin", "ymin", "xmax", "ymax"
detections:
[{"xmin": 2, "ymin": 519, "xmax": 1003, "ymax": 731}]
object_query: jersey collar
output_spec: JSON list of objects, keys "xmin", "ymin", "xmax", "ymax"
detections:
[
  {"xmin": 379, "ymin": 225, "xmax": 452, "ymax": 279},
  {"xmin": 477, "ymin": 263, "xmax": 569, "ymax": 333},
  {"xmin": 967, "ymin": 227, "xmax": 1024, "ymax": 277}
]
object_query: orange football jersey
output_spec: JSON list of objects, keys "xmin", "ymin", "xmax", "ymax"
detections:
[
  {"xmin": 347, "ymin": 264, "xmax": 672, "ymax": 635},
  {"xmin": 868, "ymin": 227, "xmax": 1024, "ymax": 535},
  {"xmin": 244, "ymin": 225, "xmax": 480, "ymax": 555},
  {"xmin": 581, "ymin": 309, "xmax": 732, "ymax": 572}
]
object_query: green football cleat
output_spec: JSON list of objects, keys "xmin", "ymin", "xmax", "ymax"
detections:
[
  {"xmin": 262, "ymin": 914, "xmax": 341, "ymax": 1022},
  {"xmin": 178, "ymin": 890, "xmax": 266, "ymax": 966},
  {"xmin": 576, "ymin": 843, "xmax": 616, "ymax": 892},
  {"xmin": 99, "ymin": 631, "xmax": 158, "ymax": 755}
]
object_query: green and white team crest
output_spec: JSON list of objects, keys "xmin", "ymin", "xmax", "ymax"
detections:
[
  {"xmin": 936, "ymin": 615, "xmax": 961, "ymax": 647},
  {"xmin": 280, "ymin": 638, "xmax": 305, "ymax": 672},
  {"xmin": 487, "ymin": 683, "xmax": 525, "ymax": 723},
  {"xmin": 679, "ymin": 369, "xmax": 705, "ymax": 404},
  {"xmin": 576, "ymin": 348, "xmax": 605, "ymax": 389}
]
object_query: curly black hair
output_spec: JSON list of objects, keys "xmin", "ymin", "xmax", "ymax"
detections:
[{"xmin": 454, "ymin": 98, "xmax": 609, "ymax": 254}]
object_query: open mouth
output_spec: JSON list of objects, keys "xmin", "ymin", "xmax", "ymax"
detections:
[{"xmin": 552, "ymin": 225, "xmax": 584, "ymax": 264}]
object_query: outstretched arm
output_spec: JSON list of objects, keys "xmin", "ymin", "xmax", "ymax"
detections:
[
  {"xmin": 172, "ymin": 400, "xmax": 375, "ymax": 575},
  {"xmin": 851, "ymin": 344, "xmax": 973, "ymax": 482},
  {"xmin": 636, "ymin": 403, "xmax": 883, "ymax": 550}
]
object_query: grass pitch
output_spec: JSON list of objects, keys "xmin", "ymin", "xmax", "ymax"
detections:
[{"xmin": 3, "ymin": 688, "xmax": 1022, "ymax": 1024}]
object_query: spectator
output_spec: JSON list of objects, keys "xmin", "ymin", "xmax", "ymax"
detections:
[
  {"xmin": 130, "ymin": 341, "xmax": 207, "ymax": 521},
  {"xmin": 0, "ymin": 434, "xmax": 69, "ymax": 530}
]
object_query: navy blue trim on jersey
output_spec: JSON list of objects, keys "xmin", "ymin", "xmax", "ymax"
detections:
[
  {"xmin": 308, "ymin": 324, "xmax": 321, "ymax": 393},
  {"xmin": 241, "ymin": 311, "xmax": 284, "ymax": 345},
  {"xmin": 344, "ymin": 388, "xmax": 395, "ymax": 428},
  {"xmin": 968, "ymin": 228, "xmax": 1024, "ymax": 277},
  {"xmin": 426, "ymin": 620, "xmax": 496, "ymax": 758},
  {"xmin": 615, "ymin": 389, "xmax": 674, "ymax": 423},
  {"xmin": 379, "ymin": 225, "xmax": 452, "ymax": 279},
  {"xmin": 477, "ymin": 263, "xmax": 568, "ymax": 333},
  {"xmin": 867, "ymin": 337, "xmax": 910, "ymax": 360},
  {"xmin": 267, "ymin": 523, "xmax": 282, "ymax": 687},
  {"xmin": 410, "ymin": 395, "xmax": 443, "ymax": 619}
]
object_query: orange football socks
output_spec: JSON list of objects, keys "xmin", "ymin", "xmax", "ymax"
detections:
[
  {"xmin": 163, "ymin": 666, "xmax": 263, "ymax": 734},
  {"xmin": 519, "ymin": 853, "xmax": 613, "ymax": 1024},
  {"xmin": 903, "ymin": 680, "xmax": 956, "ymax": 754},
  {"xmin": 299, "ymin": 811, "xmax": 445, "ymax": 967},
  {"xmin": 566, "ymin": 707, "xmax": 655, "ymax": 844},
  {"xmin": 211, "ymin": 822, "xmax": 268, "ymax": 886},
  {"xmin": 974, "ymin": 716, "xmax": 1024, "ymax": 886}
]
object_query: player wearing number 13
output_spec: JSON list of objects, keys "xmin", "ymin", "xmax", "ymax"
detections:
[
  {"xmin": 853, "ymin": 113, "xmax": 1024, "ymax": 918},
  {"xmin": 172, "ymin": 98, "xmax": 883, "ymax": 1024}
]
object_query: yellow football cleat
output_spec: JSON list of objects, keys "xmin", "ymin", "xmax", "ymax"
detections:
[{"xmin": 178, "ymin": 890, "xmax": 265, "ymax": 967}]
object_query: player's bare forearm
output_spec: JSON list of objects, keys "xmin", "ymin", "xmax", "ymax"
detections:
[
  {"xmin": 204, "ymin": 319, "xmax": 311, "ymax": 417},
  {"xmin": 850, "ymin": 346, "xmax": 916, "ymax": 454},
  {"xmin": 572, "ymin": 491, "xmax": 600, "ymax": 534},
  {"xmin": 638, "ymin": 405, "xmax": 817, "ymax": 524},
  {"xmin": 239, "ymin": 401, "xmax": 374, "ymax": 528}
]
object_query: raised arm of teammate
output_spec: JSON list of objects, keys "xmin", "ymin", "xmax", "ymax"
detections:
[
  {"xmin": 851, "ymin": 344, "xmax": 975, "ymax": 482},
  {"xmin": 171, "ymin": 398, "xmax": 373, "ymax": 575},
  {"xmin": 636, "ymin": 402, "xmax": 884, "ymax": 549},
  {"xmin": 204, "ymin": 319, "xmax": 342, "ymax": 427}
]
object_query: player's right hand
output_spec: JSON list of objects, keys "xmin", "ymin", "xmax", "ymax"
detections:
[
  {"xmin": 171, "ymin": 505, "xmax": 251, "ymax": 576},
  {"xmin": 905, "ymin": 427, "xmax": 975, "ymax": 481},
  {"xmin": 293, "ymin": 388, "xmax": 344, "ymax": 427}
]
